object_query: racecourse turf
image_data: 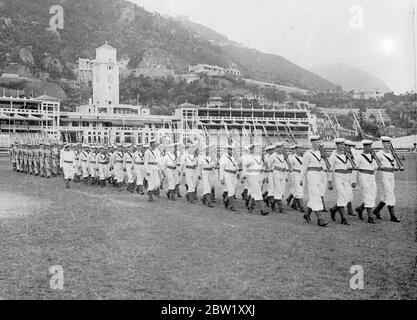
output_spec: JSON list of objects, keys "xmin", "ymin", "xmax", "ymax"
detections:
[{"xmin": 0, "ymin": 155, "xmax": 416, "ymax": 299}]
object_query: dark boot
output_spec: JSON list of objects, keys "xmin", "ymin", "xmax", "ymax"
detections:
[
  {"xmin": 262, "ymin": 191, "xmax": 269, "ymax": 202},
  {"xmin": 286, "ymin": 194, "xmax": 294, "ymax": 206},
  {"xmin": 205, "ymin": 194, "xmax": 213, "ymax": 207},
  {"xmin": 266, "ymin": 196, "xmax": 275, "ymax": 211},
  {"xmin": 248, "ymin": 198, "xmax": 256, "ymax": 213},
  {"xmin": 139, "ymin": 185, "xmax": 144, "ymax": 195},
  {"xmin": 315, "ymin": 211, "xmax": 328, "ymax": 227},
  {"xmin": 155, "ymin": 187, "xmax": 161, "ymax": 198},
  {"xmin": 329, "ymin": 205, "xmax": 338, "ymax": 222},
  {"xmin": 373, "ymin": 201, "xmax": 385, "ymax": 220},
  {"xmin": 167, "ymin": 190, "xmax": 172, "ymax": 199},
  {"xmin": 276, "ymin": 199, "xmax": 285, "ymax": 213},
  {"xmin": 338, "ymin": 207, "xmax": 350, "ymax": 225},
  {"xmin": 175, "ymin": 184, "xmax": 181, "ymax": 197},
  {"xmin": 223, "ymin": 192, "xmax": 229, "ymax": 208},
  {"xmin": 228, "ymin": 196, "xmax": 236, "ymax": 211},
  {"xmin": 321, "ymin": 197, "xmax": 328, "ymax": 212},
  {"xmin": 258, "ymin": 200, "xmax": 269, "ymax": 216},
  {"xmin": 290, "ymin": 198, "xmax": 299, "ymax": 210},
  {"xmin": 65, "ymin": 179, "xmax": 70, "ymax": 189},
  {"xmin": 355, "ymin": 203, "xmax": 365, "ymax": 220},
  {"xmin": 388, "ymin": 206, "xmax": 400, "ymax": 223},
  {"xmin": 245, "ymin": 195, "xmax": 252, "ymax": 209},
  {"xmin": 170, "ymin": 189, "xmax": 176, "ymax": 201},
  {"xmin": 148, "ymin": 190, "xmax": 155, "ymax": 202},
  {"xmin": 129, "ymin": 183, "xmax": 135, "ymax": 193},
  {"xmin": 303, "ymin": 207, "xmax": 312, "ymax": 223},
  {"xmin": 136, "ymin": 185, "xmax": 140, "ymax": 194},
  {"xmin": 347, "ymin": 202, "xmax": 356, "ymax": 216},
  {"xmin": 117, "ymin": 182, "xmax": 123, "ymax": 192},
  {"xmin": 367, "ymin": 208, "xmax": 376, "ymax": 224},
  {"xmin": 211, "ymin": 188, "xmax": 216, "ymax": 203},
  {"xmin": 101, "ymin": 180, "xmax": 106, "ymax": 187},
  {"xmin": 297, "ymin": 199, "xmax": 306, "ymax": 213},
  {"xmin": 188, "ymin": 192, "xmax": 195, "ymax": 204},
  {"xmin": 241, "ymin": 188, "xmax": 248, "ymax": 200}
]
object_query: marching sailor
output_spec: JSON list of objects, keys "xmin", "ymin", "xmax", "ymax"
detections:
[
  {"xmin": 198, "ymin": 144, "xmax": 217, "ymax": 207},
  {"xmin": 219, "ymin": 142, "xmax": 239, "ymax": 211},
  {"xmin": 123, "ymin": 143, "xmax": 135, "ymax": 193},
  {"xmin": 287, "ymin": 144, "xmax": 305, "ymax": 212},
  {"xmin": 300, "ymin": 136, "xmax": 329, "ymax": 227},
  {"xmin": 133, "ymin": 143, "xmax": 145, "ymax": 194},
  {"xmin": 263, "ymin": 145, "xmax": 276, "ymax": 210},
  {"xmin": 162, "ymin": 143, "xmax": 179, "ymax": 200},
  {"xmin": 112, "ymin": 144, "xmax": 125, "ymax": 191},
  {"xmin": 328, "ymin": 138, "xmax": 352, "ymax": 225},
  {"xmin": 373, "ymin": 136, "xmax": 401, "ymax": 222},
  {"xmin": 181, "ymin": 142, "xmax": 199, "ymax": 203},
  {"xmin": 343, "ymin": 140, "xmax": 358, "ymax": 216},
  {"xmin": 354, "ymin": 140, "xmax": 379, "ymax": 223},
  {"xmin": 51, "ymin": 142, "xmax": 59, "ymax": 176},
  {"xmin": 144, "ymin": 139, "xmax": 160, "ymax": 202},
  {"xmin": 241, "ymin": 144, "xmax": 269, "ymax": 215},
  {"xmin": 80, "ymin": 144, "xmax": 90, "ymax": 184},
  {"xmin": 97, "ymin": 145, "xmax": 109, "ymax": 187},
  {"xmin": 270, "ymin": 142, "xmax": 288, "ymax": 213},
  {"xmin": 88, "ymin": 145, "xmax": 98, "ymax": 185}
]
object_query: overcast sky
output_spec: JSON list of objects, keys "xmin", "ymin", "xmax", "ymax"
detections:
[{"xmin": 130, "ymin": 0, "xmax": 416, "ymax": 93}]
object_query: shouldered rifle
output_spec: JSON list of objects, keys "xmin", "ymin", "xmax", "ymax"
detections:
[
  {"xmin": 318, "ymin": 144, "xmax": 331, "ymax": 172},
  {"xmin": 388, "ymin": 141, "xmax": 404, "ymax": 171},
  {"xmin": 342, "ymin": 145, "xmax": 358, "ymax": 170},
  {"xmin": 369, "ymin": 147, "xmax": 383, "ymax": 169}
]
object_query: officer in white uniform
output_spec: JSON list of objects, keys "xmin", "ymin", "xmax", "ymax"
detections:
[
  {"xmin": 144, "ymin": 139, "xmax": 160, "ymax": 202},
  {"xmin": 61, "ymin": 143, "xmax": 76, "ymax": 189},
  {"xmin": 270, "ymin": 142, "xmax": 288, "ymax": 213},
  {"xmin": 328, "ymin": 138, "xmax": 352, "ymax": 225},
  {"xmin": 162, "ymin": 143, "xmax": 178, "ymax": 200},
  {"xmin": 88, "ymin": 146, "xmax": 98, "ymax": 185},
  {"xmin": 300, "ymin": 136, "xmax": 329, "ymax": 227},
  {"xmin": 123, "ymin": 143, "xmax": 135, "ymax": 192},
  {"xmin": 133, "ymin": 143, "xmax": 145, "ymax": 194},
  {"xmin": 373, "ymin": 136, "xmax": 401, "ymax": 222},
  {"xmin": 97, "ymin": 145, "xmax": 109, "ymax": 187},
  {"xmin": 80, "ymin": 144, "xmax": 90, "ymax": 184},
  {"xmin": 198, "ymin": 144, "xmax": 217, "ymax": 207},
  {"xmin": 181, "ymin": 142, "xmax": 199, "ymax": 203},
  {"xmin": 354, "ymin": 140, "xmax": 379, "ymax": 223},
  {"xmin": 112, "ymin": 144, "xmax": 125, "ymax": 191}
]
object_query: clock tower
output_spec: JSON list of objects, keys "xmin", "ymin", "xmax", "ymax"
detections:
[{"xmin": 92, "ymin": 41, "xmax": 119, "ymax": 107}]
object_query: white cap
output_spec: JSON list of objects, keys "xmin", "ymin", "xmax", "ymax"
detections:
[
  {"xmin": 310, "ymin": 135, "xmax": 321, "ymax": 142},
  {"xmin": 335, "ymin": 138, "xmax": 345, "ymax": 144},
  {"xmin": 362, "ymin": 139, "xmax": 373, "ymax": 145},
  {"xmin": 344, "ymin": 140, "xmax": 355, "ymax": 146},
  {"xmin": 381, "ymin": 136, "xmax": 392, "ymax": 142},
  {"xmin": 265, "ymin": 145, "xmax": 276, "ymax": 151}
]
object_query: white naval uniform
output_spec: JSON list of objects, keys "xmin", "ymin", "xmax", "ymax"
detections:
[
  {"xmin": 183, "ymin": 153, "xmax": 198, "ymax": 193},
  {"xmin": 123, "ymin": 151, "xmax": 135, "ymax": 183},
  {"xmin": 376, "ymin": 150, "xmax": 397, "ymax": 206},
  {"xmin": 288, "ymin": 153, "xmax": 304, "ymax": 199},
  {"xmin": 354, "ymin": 152, "xmax": 379, "ymax": 208},
  {"xmin": 88, "ymin": 152, "xmax": 97, "ymax": 178},
  {"xmin": 97, "ymin": 153, "xmax": 109, "ymax": 180},
  {"xmin": 198, "ymin": 154, "xmax": 216, "ymax": 196},
  {"xmin": 163, "ymin": 151, "xmax": 178, "ymax": 190},
  {"xmin": 268, "ymin": 152, "xmax": 288, "ymax": 200},
  {"xmin": 61, "ymin": 150, "xmax": 76, "ymax": 180},
  {"xmin": 80, "ymin": 150, "xmax": 89, "ymax": 178},
  {"xmin": 133, "ymin": 150, "xmax": 145, "ymax": 186},
  {"xmin": 328, "ymin": 151, "xmax": 352, "ymax": 207},
  {"xmin": 300, "ymin": 150, "xmax": 327, "ymax": 211},
  {"xmin": 144, "ymin": 148, "xmax": 160, "ymax": 191},
  {"xmin": 264, "ymin": 153, "xmax": 274, "ymax": 197},
  {"xmin": 113, "ymin": 151, "xmax": 125, "ymax": 183},
  {"xmin": 219, "ymin": 153, "xmax": 239, "ymax": 197},
  {"xmin": 242, "ymin": 154, "xmax": 264, "ymax": 201}
]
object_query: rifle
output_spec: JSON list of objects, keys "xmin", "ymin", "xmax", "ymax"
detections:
[
  {"xmin": 388, "ymin": 141, "xmax": 404, "ymax": 171},
  {"xmin": 318, "ymin": 144, "xmax": 331, "ymax": 172},
  {"xmin": 369, "ymin": 148, "xmax": 383, "ymax": 169},
  {"xmin": 342, "ymin": 145, "xmax": 358, "ymax": 170}
]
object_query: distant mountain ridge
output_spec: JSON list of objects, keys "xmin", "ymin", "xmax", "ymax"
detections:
[
  {"xmin": 0, "ymin": 0, "xmax": 338, "ymax": 95},
  {"xmin": 310, "ymin": 63, "xmax": 391, "ymax": 92}
]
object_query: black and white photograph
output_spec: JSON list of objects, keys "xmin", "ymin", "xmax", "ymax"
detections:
[{"xmin": 0, "ymin": 0, "xmax": 416, "ymax": 304}]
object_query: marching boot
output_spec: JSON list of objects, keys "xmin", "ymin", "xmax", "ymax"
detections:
[
  {"xmin": 355, "ymin": 203, "xmax": 365, "ymax": 220},
  {"xmin": 347, "ymin": 202, "xmax": 356, "ymax": 216},
  {"xmin": 117, "ymin": 182, "xmax": 123, "ymax": 192},
  {"xmin": 266, "ymin": 196, "xmax": 275, "ymax": 211},
  {"xmin": 291, "ymin": 198, "xmax": 300, "ymax": 211},
  {"xmin": 366, "ymin": 208, "xmax": 376, "ymax": 224},
  {"xmin": 167, "ymin": 190, "xmax": 172, "ymax": 199},
  {"xmin": 129, "ymin": 183, "xmax": 135, "ymax": 193},
  {"xmin": 175, "ymin": 184, "xmax": 182, "ymax": 198},
  {"xmin": 315, "ymin": 211, "xmax": 328, "ymax": 227},
  {"xmin": 329, "ymin": 204, "xmax": 338, "ymax": 222},
  {"xmin": 136, "ymin": 185, "xmax": 140, "ymax": 194},
  {"xmin": 148, "ymin": 190, "xmax": 155, "ymax": 202},
  {"xmin": 139, "ymin": 185, "xmax": 145, "ymax": 195},
  {"xmin": 248, "ymin": 198, "xmax": 256, "ymax": 213},
  {"xmin": 200, "ymin": 193, "xmax": 206, "ymax": 205},
  {"xmin": 188, "ymin": 192, "xmax": 195, "ymax": 204},
  {"xmin": 373, "ymin": 201, "xmax": 385, "ymax": 220},
  {"xmin": 65, "ymin": 179, "xmax": 70, "ymax": 189},
  {"xmin": 228, "ymin": 196, "xmax": 237, "ymax": 211},
  {"xmin": 388, "ymin": 206, "xmax": 400, "ymax": 223},
  {"xmin": 101, "ymin": 180, "xmax": 106, "ymax": 187},
  {"xmin": 321, "ymin": 197, "xmax": 328, "ymax": 212},
  {"xmin": 303, "ymin": 207, "xmax": 312, "ymax": 223},
  {"xmin": 297, "ymin": 199, "xmax": 306, "ymax": 213},
  {"xmin": 223, "ymin": 192, "xmax": 229, "ymax": 208},
  {"xmin": 170, "ymin": 190, "xmax": 176, "ymax": 201},
  {"xmin": 245, "ymin": 195, "xmax": 252, "ymax": 209},
  {"xmin": 262, "ymin": 192, "xmax": 269, "ymax": 206},
  {"xmin": 241, "ymin": 188, "xmax": 248, "ymax": 200},
  {"xmin": 205, "ymin": 194, "xmax": 213, "ymax": 207},
  {"xmin": 155, "ymin": 187, "xmax": 161, "ymax": 198},
  {"xmin": 338, "ymin": 207, "xmax": 350, "ymax": 225},
  {"xmin": 257, "ymin": 200, "xmax": 269, "ymax": 216},
  {"xmin": 276, "ymin": 199, "xmax": 285, "ymax": 213},
  {"xmin": 286, "ymin": 194, "xmax": 294, "ymax": 206},
  {"xmin": 211, "ymin": 188, "xmax": 216, "ymax": 203}
]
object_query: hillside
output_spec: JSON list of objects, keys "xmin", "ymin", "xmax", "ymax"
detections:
[
  {"xmin": 0, "ymin": 0, "xmax": 337, "ymax": 106},
  {"xmin": 310, "ymin": 63, "xmax": 390, "ymax": 92}
]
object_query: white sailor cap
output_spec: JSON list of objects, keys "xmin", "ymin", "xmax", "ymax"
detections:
[
  {"xmin": 344, "ymin": 140, "xmax": 355, "ymax": 146},
  {"xmin": 275, "ymin": 142, "xmax": 284, "ymax": 147},
  {"xmin": 265, "ymin": 145, "xmax": 276, "ymax": 151},
  {"xmin": 310, "ymin": 135, "xmax": 321, "ymax": 142},
  {"xmin": 149, "ymin": 138, "xmax": 157, "ymax": 144},
  {"xmin": 362, "ymin": 139, "xmax": 373, "ymax": 146},
  {"xmin": 335, "ymin": 138, "xmax": 345, "ymax": 144},
  {"xmin": 124, "ymin": 143, "xmax": 133, "ymax": 148},
  {"xmin": 381, "ymin": 136, "xmax": 392, "ymax": 142}
]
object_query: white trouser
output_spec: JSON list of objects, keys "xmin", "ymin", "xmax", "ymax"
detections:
[
  {"xmin": 272, "ymin": 171, "xmax": 286, "ymax": 200},
  {"xmin": 125, "ymin": 165, "xmax": 134, "ymax": 183},
  {"xmin": 89, "ymin": 163, "xmax": 97, "ymax": 178},
  {"xmin": 201, "ymin": 169, "xmax": 216, "ymax": 195},
  {"xmin": 224, "ymin": 172, "xmax": 237, "ymax": 197},
  {"xmin": 306, "ymin": 171, "xmax": 324, "ymax": 211},
  {"xmin": 114, "ymin": 163, "xmax": 124, "ymax": 183},
  {"xmin": 147, "ymin": 168, "xmax": 160, "ymax": 191},
  {"xmin": 185, "ymin": 168, "xmax": 198, "ymax": 193},
  {"xmin": 358, "ymin": 172, "xmax": 377, "ymax": 208},
  {"xmin": 134, "ymin": 165, "xmax": 144, "ymax": 186},
  {"xmin": 380, "ymin": 172, "xmax": 396, "ymax": 206},
  {"xmin": 98, "ymin": 163, "xmax": 109, "ymax": 180},
  {"xmin": 81, "ymin": 161, "xmax": 89, "ymax": 178},
  {"xmin": 63, "ymin": 162, "xmax": 75, "ymax": 180},
  {"xmin": 165, "ymin": 168, "xmax": 177, "ymax": 190},
  {"xmin": 266, "ymin": 172, "xmax": 274, "ymax": 196},
  {"xmin": 289, "ymin": 171, "xmax": 304, "ymax": 199},
  {"xmin": 247, "ymin": 173, "xmax": 263, "ymax": 201},
  {"xmin": 333, "ymin": 172, "xmax": 351, "ymax": 207}
]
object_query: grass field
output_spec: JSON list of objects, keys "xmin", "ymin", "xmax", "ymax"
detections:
[{"xmin": 0, "ymin": 155, "xmax": 416, "ymax": 300}]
